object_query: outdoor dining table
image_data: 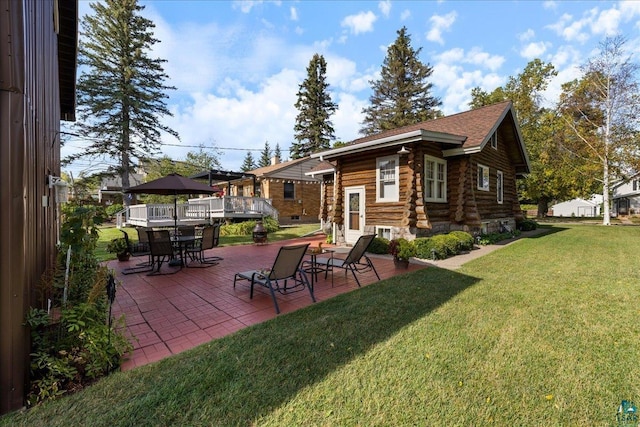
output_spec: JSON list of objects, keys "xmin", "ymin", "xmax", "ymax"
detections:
[
  {"xmin": 170, "ymin": 234, "xmax": 202, "ymax": 267},
  {"xmin": 303, "ymin": 248, "xmax": 334, "ymax": 289}
]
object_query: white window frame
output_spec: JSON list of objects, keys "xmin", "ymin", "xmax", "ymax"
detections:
[
  {"xmin": 376, "ymin": 226, "xmax": 392, "ymax": 241},
  {"xmin": 424, "ymin": 155, "xmax": 447, "ymax": 203},
  {"xmin": 490, "ymin": 132, "xmax": 497, "ymax": 149},
  {"xmin": 376, "ymin": 155, "xmax": 399, "ymax": 202},
  {"xmin": 477, "ymin": 164, "xmax": 490, "ymax": 191},
  {"xmin": 497, "ymin": 170, "xmax": 504, "ymax": 204}
]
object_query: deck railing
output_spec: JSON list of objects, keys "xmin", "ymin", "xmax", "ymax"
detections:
[{"xmin": 119, "ymin": 196, "xmax": 277, "ymax": 227}]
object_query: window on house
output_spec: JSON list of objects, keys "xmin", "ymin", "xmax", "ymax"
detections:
[
  {"xmin": 376, "ymin": 226, "xmax": 392, "ymax": 240},
  {"xmin": 497, "ymin": 170, "xmax": 504, "ymax": 204},
  {"xmin": 284, "ymin": 182, "xmax": 295, "ymax": 200},
  {"xmin": 490, "ymin": 132, "xmax": 497, "ymax": 149},
  {"xmin": 376, "ymin": 155, "xmax": 399, "ymax": 202},
  {"xmin": 424, "ymin": 155, "xmax": 447, "ymax": 202},
  {"xmin": 634, "ymin": 180, "xmax": 638, "ymax": 191},
  {"xmin": 477, "ymin": 164, "xmax": 490, "ymax": 191}
]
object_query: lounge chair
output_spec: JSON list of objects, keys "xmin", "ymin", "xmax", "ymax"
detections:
[
  {"xmin": 233, "ymin": 243, "xmax": 314, "ymax": 314},
  {"xmin": 314, "ymin": 234, "xmax": 380, "ymax": 287}
]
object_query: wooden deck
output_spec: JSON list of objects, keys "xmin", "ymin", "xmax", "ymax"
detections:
[{"xmin": 118, "ymin": 196, "xmax": 278, "ymax": 227}]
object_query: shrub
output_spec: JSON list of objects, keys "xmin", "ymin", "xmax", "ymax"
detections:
[
  {"xmin": 105, "ymin": 203, "xmax": 123, "ymax": 218},
  {"xmin": 414, "ymin": 234, "xmax": 459, "ymax": 260},
  {"xmin": 220, "ymin": 216, "xmax": 279, "ymax": 236},
  {"xmin": 368, "ymin": 237, "xmax": 390, "ymax": 254},
  {"xmin": 517, "ymin": 218, "xmax": 538, "ymax": 231},
  {"xmin": 448, "ymin": 231, "xmax": 475, "ymax": 252},
  {"xmin": 26, "ymin": 202, "xmax": 131, "ymax": 406}
]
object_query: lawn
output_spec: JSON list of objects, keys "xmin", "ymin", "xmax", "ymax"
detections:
[{"xmin": 3, "ymin": 225, "xmax": 640, "ymax": 426}]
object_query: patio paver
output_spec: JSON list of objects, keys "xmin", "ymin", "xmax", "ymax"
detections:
[{"xmin": 107, "ymin": 234, "xmax": 427, "ymax": 371}]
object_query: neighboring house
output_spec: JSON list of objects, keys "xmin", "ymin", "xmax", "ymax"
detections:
[
  {"xmin": 310, "ymin": 101, "xmax": 530, "ymax": 244},
  {"xmin": 612, "ymin": 175, "xmax": 640, "ymax": 216},
  {"xmin": 232, "ymin": 156, "xmax": 323, "ymax": 225},
  {"xmin": 98, "ymin": 173, "xmax": 144, "ymax": 205},
  {"xmin": 0, "ymin": 0, "xmax": 78, "ymax": 414},
  {"xmin": 551, "ymin": 196, "xmax": 602, "ymax": 217}
]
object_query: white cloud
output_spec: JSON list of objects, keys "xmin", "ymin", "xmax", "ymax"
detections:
[
  {"xmin": 341, "ymin": 11, "xmax": 377, "ymax": 35},
  {"xmin": 290, "ymin": 6, "xmax": 298, "ymax": 21},
  {"xmin": 518, "ymin": 29, "xmax": 535, "ymax": 42},
  {"xmin": 591, "ymin": 7, "xmax": 621, "ymax": 36},
  {"xmin": 233, "ymin": 0, "xmax": 262, "ymax": 14},
  {"xmin": 400, "ymin": 9, "xmax": 411, "ymax": 21},
  {"xmin": 520, "ymin": 41, "xmax": 550, "ymax": 60},
  {"xmin": 543, "ymin": 1, "xmax": 557, "ymax": 10},
  {"xmin": 435, "ymin": 47, "xmax": 504, "ymax": 72},
  {"xmin": 378, "ymin": 1, "xmax": 391, "ymax": 18},
  {"xmin": 426, "ymin": 11, "xmax": 457, "ymax": 45}
]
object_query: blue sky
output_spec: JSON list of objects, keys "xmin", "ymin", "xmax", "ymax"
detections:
[{"xmin": 64, "ymin": 0, "xmax": 640, "ymax": 176}]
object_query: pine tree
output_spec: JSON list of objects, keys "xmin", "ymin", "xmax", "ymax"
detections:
[
  {"xmin": 258, "ymin": 141, "xmax": 272, "ymax": 167},
  {"xmin": 360, "ymin": 26, "xmax": 441, "ymax": 135},
  {"xmin": 241, "ymin": 151, "xmax": 256, "ymax": 172},
  {"xmin": 70, "ymin": 0, "xmax": 178, "ymax": 206},
  {"xmin": 292, "ymin": 54, "xmax": 338, "ymax": 159}
]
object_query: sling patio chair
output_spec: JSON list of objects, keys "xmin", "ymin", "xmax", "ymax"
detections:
[
  {"xmin": 185, "ymin": 224, "xmax": 222, "ymax": 267},
  {"xmin": 147, "ymin": 229, "xmax": 180, "ymax": 275},
  {"xmin": 233, "ymin": 243, "xmax": 314, "ymax": 314},
  {"xmin": 314, "ymin": 234, "xmax": 380, "ymax": 287},
  {"xmin": 120, "ymin": 229, "xmax": 153, "ymax": 275}
]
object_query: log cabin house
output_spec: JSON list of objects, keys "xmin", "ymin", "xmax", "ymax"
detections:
[{"xmin": 310, "ymin": 101, "xmax": 530, "ymax": 245}]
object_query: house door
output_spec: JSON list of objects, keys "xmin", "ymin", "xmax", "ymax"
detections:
[{"xmin": 345, "ymin": 186, "xmax": 365, "ymax": 244}]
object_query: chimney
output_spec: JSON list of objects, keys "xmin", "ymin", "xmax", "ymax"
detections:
[{"xmin": 270, "ymin": 155, "xmax": 280, "ymax": 166}]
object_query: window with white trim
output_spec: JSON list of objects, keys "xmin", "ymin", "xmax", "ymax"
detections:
[
  {"xmin": 376, "ymin": 226, "xmax": 392, "ymax": 240},
  {"xmin": 490, "ymin": 132, "xmax": 497, "ymax": 149},
  {"xmin": 477, "ymin": 164, "xmax": 490, "ymax": 191},
  {"xmin": 424, "ymin": 155, "xmax": 447, "ymax": 202},
  {"xmin": 497, "ymin": 170, "xmax": 504, "ymax": 204},
  {"xmin": 376, "ymin": 155, "xmax": 399, "ymax": 202}
]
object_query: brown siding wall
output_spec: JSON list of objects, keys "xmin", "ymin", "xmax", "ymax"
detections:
[
  {"xmin": 262, "ymin": 180, "xmax": 321, "ymax": 225},
  {"xmin": 1, "ymin": 0, "xmax": 64, "ymax": 413}
]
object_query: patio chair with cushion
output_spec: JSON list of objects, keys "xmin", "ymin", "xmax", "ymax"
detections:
[
  {"xmin": 120, "ymin": 229, "xmax": 153, "ymax": 275},
  {"xmin": 233, "ymin": 243, "xmax": 314, "ymax": 314},
  {"xmin": 314, "ymin": 234, "xmax": 380, "ymax": 287},
  {"xmin": 147, "ymin": 229, "xmax": 179, "ymax": 275},
  {"xmin": 185, "ymin": 224, "xmax": 222, "ymax": 267}
]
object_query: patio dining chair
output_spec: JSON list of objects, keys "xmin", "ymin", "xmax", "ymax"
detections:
[
  {"xmin": 185, "ymin": 224, "xmax": 222, "ymax": 267},
  {"xmin": 120, "ymin": 229, "xmax": 153, "ymax": 275},
  {"xmin": 314, "ymin": 234, "xmax": 380, "ymax": 287},
  {"xmin": 233, "ymin": 243, "xmax": 314, "ymax": 314},
  {"xmin": 147, "ymin": 229, "xmax": 180, "ymax": 275}
]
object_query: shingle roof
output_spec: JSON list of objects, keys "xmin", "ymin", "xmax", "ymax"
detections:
[{"xmin": 349, "ymin": 100, "xmax": 513, "ymax": 150}]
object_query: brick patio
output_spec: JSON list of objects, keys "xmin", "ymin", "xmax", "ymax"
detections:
[{"xmin": 107, "ymin": 233, "xmax": 427, "ymax": 370}]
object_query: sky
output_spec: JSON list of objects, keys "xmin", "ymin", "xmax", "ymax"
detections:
[{"xmin": 62, "ymin": 0, "xmax": 640, "ymax": 177}]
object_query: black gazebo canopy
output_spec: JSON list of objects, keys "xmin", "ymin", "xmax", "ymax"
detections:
[{"xmin": 190, "ymin": 169, "xmax": 257, "ymax": 195}]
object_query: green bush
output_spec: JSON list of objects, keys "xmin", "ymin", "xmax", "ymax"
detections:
[
  {"xmin": 477, "ymin": 230, "xmax": 520, "ymax": 245},
  {"xmin": 448, "ymin": 231, "xmax": 475, "ymax": 252},
  {"xmin": 415, "ymin": 234, "xmax": 460, "ymax": 260},
  {"xmin": 388, "ymin": 238, "xmax": 416, "ymax": 260},
  {"xmin": 26, "ymin": 202, "xmax": 132, "ymax": 406},
  {"xmin": 105, "ymin": 203, "xmax": 123, "ymax": 218},
  {"xmin": 368, "ymin": 237, "xmax": 390, "ymax": 254},
  {"xmin": 220, "ymin": 216, "xmax": 279, "ymax": 236},
  {"xmin": 517, "ymin": 218, "xmax": 538, "ymax": 231}
]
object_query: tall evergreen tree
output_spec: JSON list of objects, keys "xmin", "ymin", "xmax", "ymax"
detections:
[
  {"xmin": 360, "ymin": 26, "xmax": 441, "ymax": 135},
  {"xmin": 258, "ymin": 141, "xmax": 272, "ymax": 167},
  {"xmin": 292, "ymin": 53, "xmax": 338, "ymax": 159},
  {"xmin": 70, "ymin": 0, "xmax": 178, "ymax": 206},
  {"xmin": 241, "ymin": 151, "xmax": 256, "ymax": 172}
]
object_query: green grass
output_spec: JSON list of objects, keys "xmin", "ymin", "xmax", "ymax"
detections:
[
  {"xmin": 4, "ymin": 225, "xmax": 640, "ymax": 426},
  {"xmin": 96, "ymin": 223, "xmax": 322, "ymax": 261}
]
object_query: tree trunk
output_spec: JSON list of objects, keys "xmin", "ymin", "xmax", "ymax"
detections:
[{"xmin": 537, "ymin": 197, "xmax": 549, "ymax": 218}]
